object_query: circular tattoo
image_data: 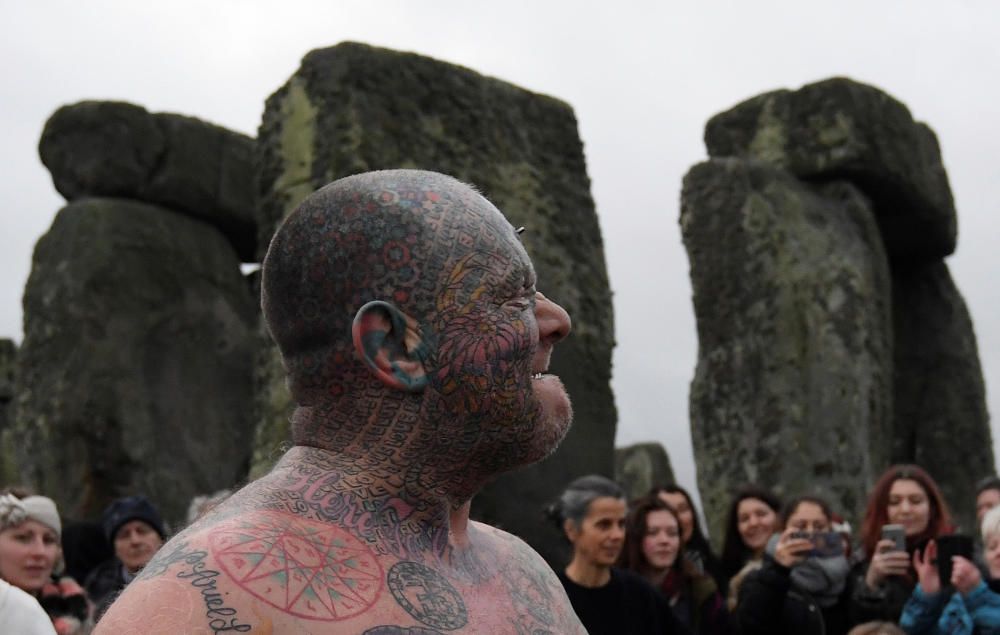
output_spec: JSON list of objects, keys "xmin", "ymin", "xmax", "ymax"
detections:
[
  {"xmin": 209, "ymin": 511, "xmax": 383, "ymax": 621},
  {"xmin": 386, "ymin": 561, "xmax": 468, "ymax": 630},
  {"xmin": 363, "ymin": 627, "xmax": 445, "ymax": 635}
]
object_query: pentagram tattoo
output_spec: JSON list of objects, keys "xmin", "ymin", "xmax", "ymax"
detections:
[
  {"xmin": 208, "ymin": 511, "xmax": 383, "ymax": 621},
  {"xmin": 386, "ymin": 561, "xmax": 468, "ymax": 630}
]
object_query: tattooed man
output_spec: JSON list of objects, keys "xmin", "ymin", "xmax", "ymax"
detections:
[{"xmin": 95, "ymin": 170, "xmax": 585, "ymax": 634}]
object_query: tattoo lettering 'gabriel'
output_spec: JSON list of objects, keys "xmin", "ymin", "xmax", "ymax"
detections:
[{"xmin": 209, "ymin": 511, "xmax": 383, "ymax": 621}]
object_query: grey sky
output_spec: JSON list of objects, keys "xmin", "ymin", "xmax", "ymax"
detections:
[{"xmin": 2, "ymin": 0, "xmax": 997, "ymax": 505}]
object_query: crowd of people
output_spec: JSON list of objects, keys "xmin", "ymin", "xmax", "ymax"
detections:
[
  {"xmin": 7, "ymin": 464, "xmax": 998, "ymax": 634},
  {"xmin": 0, "ymin": 487, "xmax": 223, "ymax": 634},
  {"xmin": 549, "ymin": 466, "xmax": 1000, "ymax": 635}
]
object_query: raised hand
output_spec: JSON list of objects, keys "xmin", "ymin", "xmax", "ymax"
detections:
[
  {"xmin": 951, "ymin": 556, "xmax": 982, "ymax": 595},
  {"xmin": 773, "ymin": 527, "xmax": 813, "ymax": 568},
  {"xmin": 911, "ymin": 540, "xmax": 940, "ymax": 595}
]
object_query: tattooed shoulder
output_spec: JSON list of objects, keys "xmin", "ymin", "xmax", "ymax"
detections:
[
  {"xmin": 387, "ymin": 561, "xmax": 467, "ymax": 631},
  {"xmin": 471, "ymin": 523, "xmax": 586, "ymax": 634},
  {"xmin": 137, "ymin": 539, "xmax": 205, "ymax": 580},
  {"xmin": 363, "ymin": 627, "xmax": 445, "ymax": 635}
]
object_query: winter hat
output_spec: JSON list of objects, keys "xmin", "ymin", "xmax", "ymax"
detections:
[
  {"xmin": 101, "ymin": 495, "xmax": 165, "ymax": 542},
  {"xmin": 0, "ymin": 493, "xmax": 62, "ymax": 538}
]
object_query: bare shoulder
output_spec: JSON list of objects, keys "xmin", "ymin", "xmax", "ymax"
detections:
[
  {"xmin": 468, "ymin": 521, "xmax": 585, "ymax": 634},
  {"xmin": 94, "ymin": 526, "xmax": 256, "ymax": 634},
  {"xmin": 96, "ymin": 508, "xmax": 393, "ymax": 634}
]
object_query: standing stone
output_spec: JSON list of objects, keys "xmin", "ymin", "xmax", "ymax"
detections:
[
  {"xmin": 0, "ymin": 339, "xmax": 17, "ymax": 484},
  {"xmin": 39, "ymin": 101, "xmax": 258, "ymax": 261},
  {"xmin": 681, "ymin": 158, "xmax": 892, "ymax": 542},
  {"xmin": 614, "ymin": 443, "xmax": 675, "ymax": 502},
  {"xmin": 704, "ymin": 78, "xmax": 956, "ymax": 262},
  {"xmin": 892, "ymin": 260, "xmax": 992, "ymax": 532},
  {"xmin": 701, "ymin": 77, "xmax": 994, "ymax": 531},
  {"xmin": 13, "ymin": 198, "xmax": 257, "ymax": 524},
  {"xmin": 255, "ymin": 42, "xmax": 616, "ymax": 564}
]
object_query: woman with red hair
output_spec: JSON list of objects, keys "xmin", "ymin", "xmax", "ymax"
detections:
[{"xmin": 847, "ymin": 464, "xmax": 953, "ymax": 626}]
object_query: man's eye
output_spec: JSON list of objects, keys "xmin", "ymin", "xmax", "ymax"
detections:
[{"xmin": 508, "ymin": 291, "xmax": 534, "ymax": 309}]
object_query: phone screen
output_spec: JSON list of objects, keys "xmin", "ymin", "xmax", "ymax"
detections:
[
  {"xmin": 881, "ymin": 524, "xmax": 906, "ymax": 551},
  {"xmin": 811, "ymin": 531, "xmax": 844, "ymax": 558}
]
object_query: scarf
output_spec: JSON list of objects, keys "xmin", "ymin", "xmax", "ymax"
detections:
[{"xmin": 765, "ymin": 533, "xmax": 849, "ymax": 607}]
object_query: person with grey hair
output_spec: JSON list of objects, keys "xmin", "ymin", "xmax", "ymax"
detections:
[
  {"xmin": 899, "ymin": 504, "xmax": 1000, "ymax": 633},
  {"xmin": 549, "ymin": 474, "xmax": 689, "ymax": 634}
]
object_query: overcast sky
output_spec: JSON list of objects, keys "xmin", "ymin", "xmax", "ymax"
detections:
[{"xmin": 2, "ymin": 0, "xmax": 997, "ymax": 505}]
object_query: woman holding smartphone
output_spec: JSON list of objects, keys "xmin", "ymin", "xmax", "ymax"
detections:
[
  {"xmin": 734, "ymin": 495, "xmax": 851, "ymax": 635},
  {"xmin": 847, "ymin": 464, "xmax": 953, "ymax": 626}
]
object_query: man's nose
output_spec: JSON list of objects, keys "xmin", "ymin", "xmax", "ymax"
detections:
[{"xmin": 535, "ymin": 292, "xmax": 571, "ymax": 344}]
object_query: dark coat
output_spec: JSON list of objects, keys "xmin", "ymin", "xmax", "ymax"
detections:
[
  {"xmin": 558, "ymin": 567, "xmax": 691, "ymax": 635},
  {"xmin": 846, "ymin": 557, "xmax": 915, "ymax": 626},
  {"xmin": 663, "ymin": 569, "xmax": 732, "ymax": 635},
  {"xmin": 736, "ymin": 558, "xmax": 849, "ymax": 635},
  {"xmin": 83, "ymin": 557, "xmax": 129, "ymax": 620}
]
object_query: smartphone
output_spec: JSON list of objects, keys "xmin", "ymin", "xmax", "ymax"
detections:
[
  {"xmin": 810, "ymin": 531, "xmax": 844, "ymax": 558},
  {"xmin": 787, "ymin": 531, "xmax": 842, "ymax": 557},
  {"xmin": 936, "ymin": 534, "xmax": 974, "ymax": 583},
  {"xmin": 881, "ymin": 524, "xmax": 906, "ymax": 552}
]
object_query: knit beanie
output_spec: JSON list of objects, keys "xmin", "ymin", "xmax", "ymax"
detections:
[
  {"xmin": 101, "ymin": 495, "xmax": 165, "ymax": 542},
  {"xmin": 0, "ymin": 493, "xmax": 62, "ymax": 538}
]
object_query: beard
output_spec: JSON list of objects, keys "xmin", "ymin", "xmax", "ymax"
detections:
[
  {"xmin": 423, "ymin": 365, "xmax": 574, "ymax": 497},
  {"xmin": 517, "ymin": 373, "xmax": 573, "ymax": 465}
]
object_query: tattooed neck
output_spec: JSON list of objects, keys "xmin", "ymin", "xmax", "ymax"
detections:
[
  {"xmin": 256, "ymin": 446, "xmax": 466, "ymax": 559},
  {"xmin": 287, "ymin": 403, "xmax": 493, "ymax": 505}
]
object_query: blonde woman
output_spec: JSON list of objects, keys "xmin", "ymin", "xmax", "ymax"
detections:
[{"xmin": 0, "ymin": 489, "xmax": 90, "ymax": 634}]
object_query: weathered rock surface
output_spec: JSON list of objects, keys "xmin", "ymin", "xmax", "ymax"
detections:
[
  {"xmin": 891, "ymin": 260, "xmax": 992, "ymax": 532},
  {"xmin": 705, "ymin": 78, "xmax": 956, "ymax": 262},
  {"xmin": 255, "ymin": 42, "xmax": 616, "ymax": 564},
  {"xmin": 681, "ymin": 158, "xmax": 892, "ymax": 542},
  {"xmin": 39, "ymin": 101, "xmax": 257, "ymax": 261},
  {"xmin": 614, "ymin": 443, "xmax": 675, "ymax": 502},
  {"xmin": 0, "ymin": 339, "xmax": 17, "ymax": 484},
  {"xmin": 12, "ymin": 198, "xmax": 257, "ymax": 524}
]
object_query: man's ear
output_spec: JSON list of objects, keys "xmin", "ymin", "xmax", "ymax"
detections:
[{"xmin": 351, "ymin": 300, "xmax": 428, "ymax": 392}]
